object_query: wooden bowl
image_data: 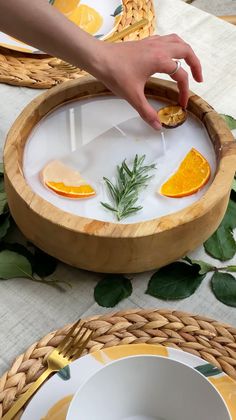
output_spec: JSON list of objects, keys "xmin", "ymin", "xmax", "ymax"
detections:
[{"xmin": 4, "ymin": 76, "xmax": 236, "ymax": 273}]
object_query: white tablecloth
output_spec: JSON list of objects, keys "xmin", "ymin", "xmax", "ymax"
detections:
[{"xmin": 0, "ymin": 0, "xmax": 236, "ymax": 376}]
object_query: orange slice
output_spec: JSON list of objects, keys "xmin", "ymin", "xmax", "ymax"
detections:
[
  {"xmin": 68, "ymin": 5, "xmax": 103, "ymax": 35},
  {"xmin": 53, "ymin": 0, "xmax": 80, "ymax": 14},
  {"xmin": 41, "ymin": 160, "xmax": 96, "ymax": 199},
  {"xmin": 157, "ymin": 105, "xmax": 187, "ymax": 128},
  {"xmin": 45, "ymin": 181, "xmax": 95, "ymax": 198},
  {"xmin": 159, "ymin": 148, "xmax": 211, "ymax": 198}
]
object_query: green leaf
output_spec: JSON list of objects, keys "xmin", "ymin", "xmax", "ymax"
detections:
[
  {"xmin": 211, "ymin": 272, "xmax": 236, "ymax": 307},
  {"xmin": 94, "ymin": 275, "xmax": 132, "ymax": 307},
  {"xmin": 57, "ymin": 365, "xmax": 70, "ymax": 381},
  {"xmin": 111, "ymin": 4, "xmax": 123, "ymax": 17},
  {"xmin": 0, "ymin": 250, "xmax": 32, "ymax": 279},
  {"xmin": 231, "ymin": 190, "xmax": 236, "ymax": 202},
  {"xmin": 204, "ymin": 226, "xmax": 236, "ymax": 261},
  {"xmin": 0, "ymin": 215, "xmax": 11, "ymax": 240},
  {"xmin": 220, "ymin": 114, "xmax": 236, "ymax": 130},
  {"xmin": 32, "ymin": 247, "xmax": 58, "ymax": 277},
  {"xmin": 0, "ymin": 179, "xmax": 5, "ymax": 193},
  {"xmin": 146, "ymin": 262, "xmax": 205, "ymax": 300},
  {"xmin": 232, "ymin": 178, "xmax": 236, "ymax": 193},
  {"xmin": 0, "ymin": 192, "xmax": 8, "ymax": 215},
  {"xmin": 226, "ymin": 265, "xmax": 236, "ymax": 272},
  {"xmin": 0, "ymin": 243, "xmax": 57, "ymax": 278},
  {"xmin": 195, "ymin": 363, "xmax": 222, "ymax": 377},
  {"xmin": 193, "ymin": 261, "xmax": 214, "ymax": 275},
  {"xmin": 0, "ymin": 162, "xmax": 4, "ymax": 175},
  {"xmin": 231, "ymin": 179, "xmax": 236, "ymax": 202},
  {"xmin": 183, "ymin": 257, "xmax": 214, "ymax": 275},
  {"xmin": 221, "ymin": 199, "xmax": 236, "ymax": 230},
  {"xmin": 1, "ymin": 242, "xmax": 34, "ymax": 263}
]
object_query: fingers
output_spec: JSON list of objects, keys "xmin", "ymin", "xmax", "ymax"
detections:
[
  {"xmin": 150, "ymin": 33, "xmax": 203, "ymax": 83},
  {"xmin": 130, "ymin": 90, "xmax": 162, "ymax": 130},
  {"xmin": 167, "ymin": 42, "xmax": 203, "ymax": 82},
  {"xmin": 153, "ymin": 35, "xmax": 203, "ymax": 108},
  {"xmin": 160, "ymin": 33, "xmax": 183, "ymax": 44},
  {"xmin": 171, "ymin": 67, "xmax": 189, "ymax": 108},
  {"xmin": 158, "ymin": 59, "xmax": 189, "ymax": 108}
]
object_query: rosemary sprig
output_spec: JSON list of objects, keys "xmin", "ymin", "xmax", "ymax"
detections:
[{"xmin": 101, "ymin": 154, "xmax": 156, "ymax": 221}]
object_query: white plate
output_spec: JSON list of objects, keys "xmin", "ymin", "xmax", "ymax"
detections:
[
  {"xmin": 23, "ymin": 96, "xmax": 216, "ymax": 224},
  {"xmin": 0, "ymin": 0, "xmax": 123, "ymax": 53},
  {"xmin": 21, "ymin": 344, "xmax": 236, "ymax": 419}
]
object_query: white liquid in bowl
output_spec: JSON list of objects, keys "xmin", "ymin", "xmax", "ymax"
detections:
[{"xmin": 23, "ymin": 96, "xmax": 216, "ymax": 224}]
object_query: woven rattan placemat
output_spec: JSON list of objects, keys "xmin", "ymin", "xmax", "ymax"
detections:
[
  {"xmin": 0, "ymin": 0, "xmax": 155, "ymax": 89},
  {"xmin": 0, "ymin": 308, "xmax": 236, "ymax": 418}
]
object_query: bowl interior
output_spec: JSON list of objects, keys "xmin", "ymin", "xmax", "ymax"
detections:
[
  {"xmin": 67, "ymin": 355, "xmax": 230, "ymax": 420},
  {"xmin": 23, "ymin": 96, "xmax": 216, "ymax": 224}
]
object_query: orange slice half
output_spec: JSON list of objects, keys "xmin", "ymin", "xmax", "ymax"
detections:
[
  {"xmin": 45, "ymin": 181, "xmax": 95, "ymax": 199},
  {"xmin": 41, "ymin": 160, "xmax": 96, "ymax": 199},
  {"xmin": 159, "ymin": 148, "xmax": 211, "ymax": 198},
  {"xmin": 68, "ymin": 5, "xmax": 103, "ymax": 35}
]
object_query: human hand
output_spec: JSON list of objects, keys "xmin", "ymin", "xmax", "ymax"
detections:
[
  {"xmin": 93, "ymin": 34, "xmax": 203, "ymax": 130},
  {"xmin": 0, "ymin": 1, "xmax": 202, "ymax": 131},
  {"xmin": 0, "ymin": 0, "xmax": 202, "ymax": 130}
]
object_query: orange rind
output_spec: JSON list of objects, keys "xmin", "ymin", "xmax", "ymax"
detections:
[
  {"xmin": 41, "ymin": 160, "xmax": 96, "ymax": 199},
  {"xmin": 159, "ymin": 148, "xmax": 211, "ymax": 198}
]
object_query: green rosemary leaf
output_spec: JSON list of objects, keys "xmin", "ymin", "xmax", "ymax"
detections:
[
  {"xmin": 133, "ymin": 154, "xmax": 139, "ymax": 173},
  {"xmin": 118, "ymin": 169, "xmax": 126, "ymax": 187},
  {"xmin": 138, "ymin": 154, "xmax": 145, "ymax": 166},
  {"xmin": 122, "ymin": 161, "xmax": 133, "ymax": 177},
  {"xmin": 103, "ymin": 177, "xmax": 119, "ymax": 204},
  {"xmin": 122, "ymin": 206, "xmax": 143, "ymax": 218},
  {"xmin": 101, "ymin": 155, "xmax": 156, "ymax": 221},
  {"xmin": 101, "ymin": 202, "xmax": 117, "ymax": 212}
]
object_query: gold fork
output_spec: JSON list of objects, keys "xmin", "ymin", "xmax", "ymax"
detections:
[{"xmin": 3, "ymin": 320, "xmax": 93, "ymax": 420}]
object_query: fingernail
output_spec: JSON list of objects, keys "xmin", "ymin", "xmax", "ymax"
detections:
[{"xmin": 153, "ymin": 120, "xmax": 162, "ymax": 130}]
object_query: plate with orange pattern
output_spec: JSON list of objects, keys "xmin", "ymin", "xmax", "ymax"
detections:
[
  {"xmin": 20, "ymin": 344, "xmax": 236, "ymax": 420},
  {"xmin": 0, "ymin": 0, "xmax": 123, "ymax": 53}
]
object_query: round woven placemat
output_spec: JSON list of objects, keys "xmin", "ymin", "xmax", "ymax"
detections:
[
  {"xmin": 0, "ymin": 309, "xmax": 236, "ymax": 419},
  {"xmin": 0, "ymin": 0, "xmax": 155, "ymax": 90}
]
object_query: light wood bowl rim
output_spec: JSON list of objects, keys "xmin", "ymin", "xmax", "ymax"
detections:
[{"xmin": 4, "ymin": 76, "xmax": 236, "ymax": 239}]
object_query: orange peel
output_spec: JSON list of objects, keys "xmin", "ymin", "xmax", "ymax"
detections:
[
  {"xmin": 159, "ymin": 148, "xmax": 211, "ymax": 198},
  {"xmin": 41, "ymin": 160, "xmax": 96, "ymax": 199}
]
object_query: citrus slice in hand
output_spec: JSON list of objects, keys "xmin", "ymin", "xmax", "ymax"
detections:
[
  {"xmin": 41, "ymin": 160, "xmax": 96, "ymax": 199},
  {"xmin": 157, "ymin": 105, "xmax": 187, "ymax": 128},
  {"xmin": 159, "ymin": 148, "xmax": 211, "ymax": 198}
]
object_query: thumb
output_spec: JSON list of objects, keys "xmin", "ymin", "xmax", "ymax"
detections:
[{"xmin": 131, "ymin": 90, "xmax": 162, "ymax": 130}]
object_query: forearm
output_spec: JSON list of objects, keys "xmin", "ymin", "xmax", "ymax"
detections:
[
  {"xmin": 0, "ymin": 0, "xmax": 102, "ymax": 73},
  {"xmin": 0, "ymin": 1, "xmax": 202, "ymax": 130}
]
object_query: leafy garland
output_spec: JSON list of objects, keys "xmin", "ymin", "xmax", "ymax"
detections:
[
  {"xmin": 94, "ymin": 197, "xmax": 236, "ymax": 308},
  {"xmin": 0, "ymin": 164, "xmax": 68, "ymax": 289},
  {"xmin": 94, "ymin": 114, "xmax": 236, "ymax": 307},
  {"xmin": 0, "ymin": 115, "xmax": 235, "ymax": 307}
]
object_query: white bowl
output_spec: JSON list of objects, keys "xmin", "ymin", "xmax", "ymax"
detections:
[{"xmin": 67, "ymin": 355, "xmax": 231, "ymax": 420}]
